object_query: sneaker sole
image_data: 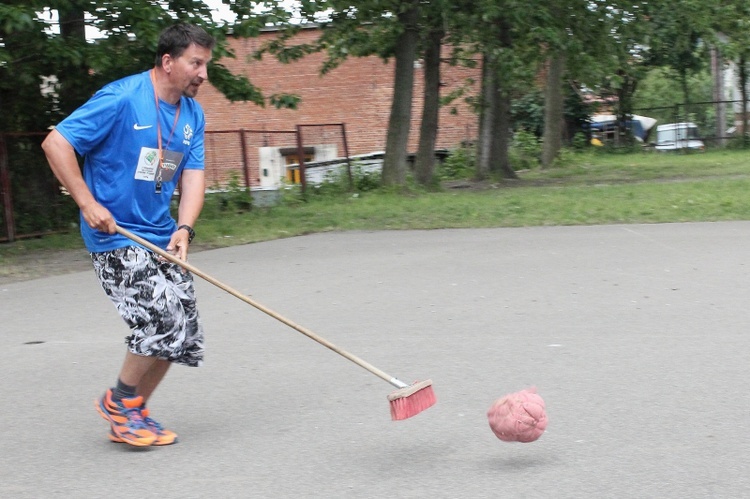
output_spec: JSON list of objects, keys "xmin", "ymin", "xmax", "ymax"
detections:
[
  {"xmin": 95, "ymin": 398, "xmax": 156, "ymax": 447},
  {"xmin": 108, "ymin": 431, "xmax": 178, "ymax": 446}
]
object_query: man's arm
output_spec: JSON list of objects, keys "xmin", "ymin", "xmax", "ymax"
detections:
[
  {"xmin": 167, "ymin": 168, "xmax": 205, "ymax": 261},
  {"xmin": 41, "ymin": 129, "xmax": 116, "ymax": 234}
]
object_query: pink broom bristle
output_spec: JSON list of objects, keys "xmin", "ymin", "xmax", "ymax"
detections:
[{"xmin": 387, "ymin": 379, "xmax": 436, "ymax": 420}]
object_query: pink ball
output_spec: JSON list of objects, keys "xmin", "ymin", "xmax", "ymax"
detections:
[{"xmin": 487, "ymin": 388, "xmax": 548, "ymax": 443}]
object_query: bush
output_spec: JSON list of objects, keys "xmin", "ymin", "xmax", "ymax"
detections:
[
  {"xmin": 310, "ymin": 161, "xmax": 382, "ymax": 196},
  {"xmin": 572, "ymin": 132, "xmax": 588, "ymax": 151},
  {"xmin": 509, "ymin": 129, "xmax": 541, "ymax": 170},
  {"xmin": 552, "ymin": 147, "xmax": 579, "ymax": 167},
  {"xmin": 202, "ymin": 173, "xmax": 252, "ymax": 215},
  {"xmin": 352, "ymin": 163, "xmax": 382, "ymax": 192},
  {"xmin": 5, "ymin": 135, "xmax": 80, "ymax": 236},
  {"xmin": 439, "ymin": 146, "xmax": 475, "ymax": 180},
  {"xmin": 724, "ymin": 136, "xmax": 750, "ymax": 150}
]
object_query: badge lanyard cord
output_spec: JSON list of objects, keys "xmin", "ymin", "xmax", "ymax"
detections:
[{"xmin": 150, "ymin": 69, "xmax": 181, "ymax": 194}]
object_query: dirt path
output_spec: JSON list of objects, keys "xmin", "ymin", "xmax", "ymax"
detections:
[
  {"xmin": 0, "ymin": 244, "xmax": 214, "ymax": 285},
  {"xmin": 0, "ymin": 248, "xmax": 92, "ymax": 285}
]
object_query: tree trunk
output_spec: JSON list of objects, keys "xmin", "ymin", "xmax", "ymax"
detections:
[
  {"xmin": 740, "ymin": 55, "xmax": 748, "ymax": 145},
  {"xmin": 414, "ymin": 26, "xmax": 444, "ymax": 187},
  {"xmin": 488, "ymin": 16, "xmax": 516, "ymax": 179},
  {"xmin": 477, "ymin": 59, "xmax": 515, "ymax": 180},
  {"xmin": 615, "ymin": 70, "xmax": 637, "ymax": 146},
  {"xmin": 491, "ymin": 88, "xmax": 516, "ymax": 178},
  {"xmin": 711, "ymin": 45, "xmax": 726, "ymax": 147},
  {"xmin": 541, "ymin": 53, "xmax": 565, "ymax": 167},
  {"xmin": 475, "ymin": 54, "xmax": 496, "ymax": 181},
  {"xmin": 681, "ymin": 70, "xmax": 691, "ymax": 125},
  {"xmin": 382, "ymin": 1, "xmax": 420, "ymax": 187},
  {"xmin": 58, "ymin": 3, "xmax": 90, "ymax": 115}
]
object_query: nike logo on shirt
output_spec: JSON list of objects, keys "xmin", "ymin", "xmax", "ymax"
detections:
[{"xmin": 133, "ymin": 124, "xmax": 153, "ymax": 130}]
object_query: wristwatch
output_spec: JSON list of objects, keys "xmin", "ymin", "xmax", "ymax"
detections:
[{"xmin": 178, "ymin": 224, "xmax": 195, "ymax": 243}]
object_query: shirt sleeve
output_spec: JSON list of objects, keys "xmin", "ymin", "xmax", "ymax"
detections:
[
  {"xmin": 183, "ymin": 109, "xmax": 205, "ymax": 171},
  {"xmin": 55, "ymin": 87, "xmax": 120, "ymax": 156}
]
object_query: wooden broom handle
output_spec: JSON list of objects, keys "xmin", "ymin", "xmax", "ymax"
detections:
[{"xmin": 115, "ymin": 225, "xmax": 405, "ymax": 387}]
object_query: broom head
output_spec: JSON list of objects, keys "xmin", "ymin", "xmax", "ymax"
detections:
[{"xmin": 387, "ymin": 379, "xmax": 436, "ymax": 420}]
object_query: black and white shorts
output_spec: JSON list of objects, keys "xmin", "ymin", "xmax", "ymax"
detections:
[{"xmin": 91, "ymin": 246, "xmax": 204, "ymax": 367}]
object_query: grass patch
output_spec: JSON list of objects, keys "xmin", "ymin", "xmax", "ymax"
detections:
[
  {"xmin": 524, "ymin": 149, "xmax": 750, "ymax": 184},
  {"xmin": 3, "ymin": 148, "xmax": 750, "ymax": 267}
]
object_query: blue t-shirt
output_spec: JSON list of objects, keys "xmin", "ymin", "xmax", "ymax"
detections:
[{"xmin": 55, "ymin": 70, "xmax": 206, "ymax": 252}]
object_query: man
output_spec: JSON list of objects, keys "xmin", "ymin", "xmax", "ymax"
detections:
[{"xmin": 42, "ymin": 24, "xmax": 215, "ymax": 447}]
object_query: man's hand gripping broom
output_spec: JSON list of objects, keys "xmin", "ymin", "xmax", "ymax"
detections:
[{"xmin": 116, "ymin": 226, "xmax": 436, "ymax": 420}]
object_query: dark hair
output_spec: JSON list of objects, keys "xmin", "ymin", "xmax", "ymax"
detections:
[{"xmin": 154, "ymin": 24, "xmax": 215, "ymax": 66}]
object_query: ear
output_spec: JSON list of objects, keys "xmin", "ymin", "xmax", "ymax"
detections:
[{"xmin": 161, "ymin": 54, "xmax": 173, "ymax": 74}]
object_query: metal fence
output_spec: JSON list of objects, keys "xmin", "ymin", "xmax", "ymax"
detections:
[
  {"xmin": 635, "ymin": 99, "xmax": 749, "ymax": 148},
  {"xmin": 205, "ymin": 128, "xmax": 295, "ymax": 189},
  {"xmin": 0, "ymin": 132, "xmax": 79, "ymax": 243},
  {"xmin": 3, "ymin": 102, "xmax": 747, "ymax": 242},
  {"xmin": 0, "ymin": 124, "xmax": 351, "ymax": 242},
  {"xmin": 203, "ymin": 124, "xmax": 352, "ymax": 191},
  {"xmin": 296, "ymin": 124, "xmax": 353, "ymax": 190}
]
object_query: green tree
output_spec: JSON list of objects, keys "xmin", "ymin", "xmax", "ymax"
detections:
[
  {"xmin": 452, "ymin": 0, "xmax": 536, "ymax": 179},
  {"xmin": 644, "ymin": 0, "xmax": 714, "ymax": 115},
  {"xmin": 0, "ymin": 0, "xmax": 297, "ymax": 134},
  {"xmin": 632, "ymin": 67, "xmax": 712, "ymax": 127},
  {"xmin": 257, "ymin": 0, "xmax": 464, "ymax": 188},
  {"xmin": 714, "ymin": 0, "xmax": 750, "ymax": 142},
  {"xmin": 0, "ymin": 1, "xmax": 57, "ymax": 132},
  {"xmin": 535, "ymin": 0, "xmax": 618, "ymax": 166}
]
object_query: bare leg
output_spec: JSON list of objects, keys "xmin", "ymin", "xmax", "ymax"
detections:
[
  {"xmin": 137, "ymin": 359, "xmax": 172, "ymax": 405},
  {"xmin": 117, "ymin": 353, "xmax": 172, "ymax": 405},
  {"xmin": 118, "ymin": 351, "xmax": 158, "ymax": 388}
]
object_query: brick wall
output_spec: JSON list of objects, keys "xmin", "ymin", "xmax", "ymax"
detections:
[{"xmin": 196, "ymin": 27, "xmax": 481, "ymax": 188}]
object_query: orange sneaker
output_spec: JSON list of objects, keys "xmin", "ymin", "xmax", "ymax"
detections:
[
  {"xmin": 108, "ymin": 407, "xmax": 178, "ymax": 446},
  {"xmin": 95, "ymin": 389, "xmax": 156, "ymax": 447}
]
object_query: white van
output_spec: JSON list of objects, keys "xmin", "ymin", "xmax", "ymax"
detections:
[{"xmin": 654, "ymin": 122, "xmax": 705, "ymax": 151}]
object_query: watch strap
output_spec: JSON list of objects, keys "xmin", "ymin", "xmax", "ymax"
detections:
[{"xmin": 177, "ymin": 224, "xmax": 195, "ymax": 243}]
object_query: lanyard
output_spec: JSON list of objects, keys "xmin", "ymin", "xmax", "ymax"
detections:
[{"xmin": 150, "ymin": 69, "xmax": 181, "ymax": 193}]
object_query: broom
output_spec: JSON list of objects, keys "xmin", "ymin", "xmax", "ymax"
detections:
[{"xmin": 116, "ymin": 225, "xmax": 436, "ymax": 420}]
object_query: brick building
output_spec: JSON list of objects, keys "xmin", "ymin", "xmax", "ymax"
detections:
[{"xmin": 195, "ymin": 26, "xmax": 481, "ymax": 191}]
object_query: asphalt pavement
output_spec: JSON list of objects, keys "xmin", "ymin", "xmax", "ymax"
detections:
[{"xmin": 2, "ymin": 222, "xmax": 749, "ymax": 498}]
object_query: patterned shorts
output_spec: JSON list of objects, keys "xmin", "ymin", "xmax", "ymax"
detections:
[{"xmin": 91, "ymin": 246, "xmax": 204, "ymax": 367}]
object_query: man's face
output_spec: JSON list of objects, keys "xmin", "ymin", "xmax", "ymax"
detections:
[{"xmin": 167, "ymin": 43, "xmax": 212, "ymax": 98}]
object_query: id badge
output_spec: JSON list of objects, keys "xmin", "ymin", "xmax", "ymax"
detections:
[{"xmin": 134, "ymin": 147, "xmax": 184, "ymax": 192}]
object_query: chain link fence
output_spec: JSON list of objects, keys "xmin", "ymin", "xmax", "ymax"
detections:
[{"xmin": 633, "ymin": 99, "xmax": 749, "ymax": 148}]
